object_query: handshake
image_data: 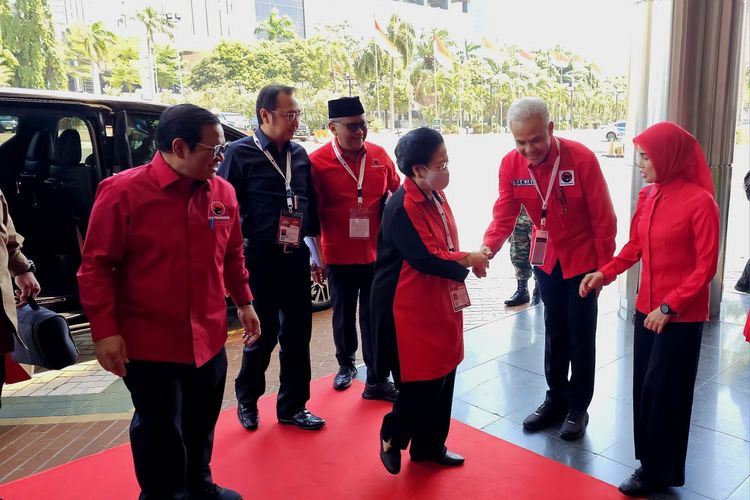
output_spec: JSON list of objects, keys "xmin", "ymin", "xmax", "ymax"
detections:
[{"xmin": 467, "ymin": 245, "xmax": 493, "ymax": 278}]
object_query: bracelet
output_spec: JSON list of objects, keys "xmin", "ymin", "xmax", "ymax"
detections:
[{"xmin": 239, "ymin": 301, "xmax": 253, "ymax": 307}]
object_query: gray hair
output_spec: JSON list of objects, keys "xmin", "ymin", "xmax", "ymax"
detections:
[{"xmin": 507, "ymin": 97, "xmax": 550, "ymax": 127}]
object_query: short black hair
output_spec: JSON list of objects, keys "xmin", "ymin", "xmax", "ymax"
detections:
[
  {"xmin": 394, "ymin": 127, "xmax": 445, "ymax": 177},
  {"xmin": 256, "ymin": 84, "xmax": 296, "ymax": 124},
  {"xmin": 156, "ymin": 103, "xmax": 220, "ymax": 152}
]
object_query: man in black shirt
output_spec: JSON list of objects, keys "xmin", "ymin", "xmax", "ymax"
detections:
[{"xmin": 220, "ymin": 84, "xmax": 325, "ymax": 431}]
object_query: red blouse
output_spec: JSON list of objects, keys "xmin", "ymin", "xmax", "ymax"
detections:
[{"xmin": 599, "ymin": 180, "xmax": 719, "ymax": 321}]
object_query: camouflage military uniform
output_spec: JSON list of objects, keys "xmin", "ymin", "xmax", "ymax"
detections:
[{"xmin": 510, "ymin": 207, "xmax": 533, "ymax": 280}]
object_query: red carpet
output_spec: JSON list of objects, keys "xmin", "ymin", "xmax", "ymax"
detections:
[{"xmin": 0, "ymin": 376, "xmax": 626, "ymax": 499}]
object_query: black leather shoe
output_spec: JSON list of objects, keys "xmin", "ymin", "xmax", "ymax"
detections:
[
  {"xmin": 333, "ymin": 366, "xmax": 358, "ymax": 391},
  {"xmin": 412, "ymin": 450, "xmax": 465, "ymax": 466},
  {"xmin": 618, "ymin": 469, "xmax": 662, "ymax": 497},
  {"xmin": 362, "ymin": 381, "xmax": 399, "ymax": 402},
  {"xmin": 237, "ymin": 404, "xmax": 259, "ymax": 431},
  {"xmin": 505, "ymin": 280, "xmax": 530, "ymax": 306},
  {"xmin": 559, "ymin": 410, "xmax": 589, "ymax": 440},
  {"xmin": 379, "ymin": 435, "xmax": 401, "ymax": 474},
  {"xmin": 530, "ymin": 285, "xmax": 542, "ymax": 305},
  {"xmin": 522, "ymin": 401, "xmax": 566, "ymax": 431},
  {"xmin": 189, "ymin": 483, "xmax": 242, "ymax": 500},
  {"xmin": 278, "ymin": 409, "xmax": 326, "ymax": 430}
]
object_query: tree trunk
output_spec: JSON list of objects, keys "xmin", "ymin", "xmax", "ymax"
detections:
[
  {"xmin": 389, "ymin": 58, "xmax": 395, "ymax": 129},
  {"xmin": 91, "ymin": 61, "xmax": 102, "ymax": 94}
]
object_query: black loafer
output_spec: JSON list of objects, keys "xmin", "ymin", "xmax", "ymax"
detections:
[
  {"xmin": 559, "ymin": 410, "xmax": 589, "ymax": 440},
  {"xmin": 379, "ymin": 436, "xmax": 401, "ymax": 474},
  {"xmin": 278, "ymin": 409, "xmax": 326, "ymax": 430},
  {"xmin": 412, "ymin": 450, "xmax": 465, "ymax": 466},
  {"xmin": 522, "ymin": 401, "xmax": 566, "ymax": 431},
  {"xmin": 333, "ymin": 366, "xmax": 357, "ymax": 391},
  {"xmin": 362, "ymin": 381, "xmax": 399, "ymax": 402},
  {"xmin": 189, "ymin": 483, "xmax": 242, "ymax": 500},
  {"xmin": 618, "ymin": 469, "xmax": 662, "ymax": 497},
  {"xmin": 237, "ymin": 404, "xmax": 259, "ymax": 431}
]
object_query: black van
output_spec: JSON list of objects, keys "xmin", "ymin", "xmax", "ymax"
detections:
[{"xmin": 0, "ymin": 88, "xmax": 329, "ymax": 326}]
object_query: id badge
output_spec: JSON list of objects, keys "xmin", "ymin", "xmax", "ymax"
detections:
[
  {"xmin": 529, "ymin": 229, "xmax": 549, "ymax": 266},
  {"xmin": 349, "ymin": 207, "xmax": 370, "ymax": 240},
  {"xmin": 450, "ymin": 284, "xmax": 471, "ymax": 312},
  {"xmin": 277, "ymin": 210, "xmax": 303, "ymax": 247}
]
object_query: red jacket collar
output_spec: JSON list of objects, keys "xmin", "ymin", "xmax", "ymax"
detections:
[{"xmin": 151, "ymin": 151, "xmax": 211, "ymax": 191}]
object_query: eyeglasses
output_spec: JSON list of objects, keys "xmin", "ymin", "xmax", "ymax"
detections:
[
  {"xmin": 271, "ymin": 110, "xmax": 303, "ymax": 122},
  {"xmin": 426, "ymin": 159, "xmax": 449, "ymax": 171},
  {"xmin": 197, "ymin": 142, "xmax": 230, "ymax": 158},
  {"xmin": 332, "ymin": 120, "xmax": 369, "ymax": 133}
]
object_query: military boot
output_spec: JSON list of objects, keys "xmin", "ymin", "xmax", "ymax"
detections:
[
  {"xmin": 531, "ymin": 284, "xmax": 542, "ymax": 305},
  {"xmin": 505, "ymin": 280, "xmax": 530, "ymax": 306}
]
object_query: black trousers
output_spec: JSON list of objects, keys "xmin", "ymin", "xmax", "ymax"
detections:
[
  {"xmin": 235, "ymin": 243, "xmax": 312, "ymax": 418},
  {"xmin": 534, "ymin": 261, "xmax": 598, "ymax": 411},
  {"xmin": 122, "ymin": 348, "xmax": 227, "ymax": 500},
  {"xmin": 327, "ymin": 263, "xmax": 384, "ymax": 384},
  {"xmin": 381, "ymin": 369, "xmax": 456, "ymax": 460},
  {"xmin": 633, "ymin": 311, "xmax": 703, "ymax": 487}
]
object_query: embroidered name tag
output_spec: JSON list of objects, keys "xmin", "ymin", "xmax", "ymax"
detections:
[{"xmin": 512, "ymin": 179, "xmax": 536, "ymax": 186}]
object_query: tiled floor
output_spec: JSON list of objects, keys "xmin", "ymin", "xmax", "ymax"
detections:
[{"xmin": 1, "ymin": 273, "xmax": 748, "ymax": 499}]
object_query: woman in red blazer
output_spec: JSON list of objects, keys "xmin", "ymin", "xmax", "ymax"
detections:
[
  {"xmin": 371, "ymin": 128, "xmax": 488, "ymax": 474},
  {"xmin": 580, "ymin": 121, "xmax": 720, "ymax": 497}
]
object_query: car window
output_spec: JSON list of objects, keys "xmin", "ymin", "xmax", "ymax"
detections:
[
  {"xmin": 58, "ymin": 116, "xmax": 94, "ymax": 163},
  {"xmin": 127, "ymin": 114, "xmax": 159, "ymax": 168},
  {"xmin": 0, "ymin": 114, "xmax": 19, "ymax": 146}
]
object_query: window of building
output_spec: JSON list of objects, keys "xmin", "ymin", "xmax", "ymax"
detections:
[{"xmin": 255, "ymin": 0, "xmax": 306, "ymax": 38}]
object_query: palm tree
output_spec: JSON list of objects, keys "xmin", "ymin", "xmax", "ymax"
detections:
[
  {"xmin": 386, "ymin": 15, "xmax": 416, "ymax": 129},
  {"xmin": 354, "ymin": 40, "xmax": 384, "ymax": 121},
  {"xmin": 76, "ymin": 21, "xmax": 114, "ymax": 94},
  {"xmin": 136, "ymin": 7, "xmax": 174, "ymax": 97},
  {"xmin": 254, "ymin": 8, "xmax": 295, "ymax": 41}
]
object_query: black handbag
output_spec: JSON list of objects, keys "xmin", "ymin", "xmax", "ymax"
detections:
[{"xmin": 11, "ymin": 296, "xmax": 78, "ymax": 370}]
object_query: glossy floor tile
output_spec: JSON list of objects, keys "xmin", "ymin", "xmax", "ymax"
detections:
[{"xmin": 452, "ymin": 290, "xmax": 750, "ymax": 500}]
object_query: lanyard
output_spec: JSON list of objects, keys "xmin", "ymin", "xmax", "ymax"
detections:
[
  {"xmin": 253, "ymin": 134, "xmax": 294, "ymax": 212},
  {"xmin": 526, "ymin": 137, "xmax": 561, "ymax": 228},
  {"xmin": 332, "ymin": 139, "xmax": 366, "ymax": 206},
  {"xmin": 432, "ymin": 194, "xmax": 455, "ymax": 251}
]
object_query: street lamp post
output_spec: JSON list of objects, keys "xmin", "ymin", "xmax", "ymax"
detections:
[
  {"xmin": 344, "ymin": 73, "xmax": 356, "ymax": 98},
  {"xmin": 568, "ymin": 83, "xmax": 575, "ymax": 130}
]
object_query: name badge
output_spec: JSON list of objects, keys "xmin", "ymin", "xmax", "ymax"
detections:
[
  {"xmin": 278, "ymin": 210, "xmax": 303, "ymax": 247},
  {"xmin": 512, "ymin": 179, "xmax": 537, "ymax": 186},
  {"xmin": 349, "ymin": 207, "xmax": 370, "ymax": 239},
  {"xmin": 450, "ymin": 284, "xmax": 471, "ymax": 312},
  {"xmin": 559, "ymin": 170, "xmax": 575, "ymax": 186},
  {"xmin": 529, "ymin": 229, "xmax": 549, "ymax": 266}
]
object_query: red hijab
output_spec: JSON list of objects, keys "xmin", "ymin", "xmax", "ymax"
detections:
[{"xmin": 633, "ymin": 121, "xmax": 715, "ymax": 198}]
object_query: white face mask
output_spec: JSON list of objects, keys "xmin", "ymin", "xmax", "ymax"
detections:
[{"xmin": 421, "ymin": 166, "xmax": 450, "ymax": 191}]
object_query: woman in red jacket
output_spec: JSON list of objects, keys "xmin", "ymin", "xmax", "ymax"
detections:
[
  {"xmin": 580, "ymin": 122, "xmax": 719, "ymax": 497},
  {"xmin": 371, "ymin": 128, "xmax": 488, "ymax": 474}
]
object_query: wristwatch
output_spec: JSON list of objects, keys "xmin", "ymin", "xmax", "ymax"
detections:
[
  {"xmin": 659, "ymin": 303, "xmax": 675, "ymax": 315},
  {"xmin": 25, "ymin": 260, "xmax": 36, "ymax": 274}
]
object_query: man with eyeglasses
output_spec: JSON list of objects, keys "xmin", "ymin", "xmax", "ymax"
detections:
[
  {"xmin": 219, "ymin": 84, "xmax": 327, "ymax": 432},
  {"xmin": 79, "ymin": 104, "xmax": 259, "ymax": 500},
  {"xmin": 479, "ymin": 97, "xmax": 616, "ymax": 441},
  {"xmin": 309, "ymin": 96, "xmax": 401, "ymax": 400}
]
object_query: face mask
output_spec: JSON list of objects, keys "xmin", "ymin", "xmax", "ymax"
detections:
[{"xmin": 421, "ymin": 166, "xmax": 450, "ymax": 191}]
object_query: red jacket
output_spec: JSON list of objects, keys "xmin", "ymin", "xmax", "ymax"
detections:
[
  {"xmin": 371, "ymin": 178, "xmax": 469, "ymax": 382},
  {"xmin": 599, "ymin": 180, "xmax": 719, "ymax": 321},
  {"xmin": 483, "ymin": 137, "xmax": 616, "ymax": 278},
  {"xmin": 310, "ymin": 140, "xmax": 400, "ymax": 265},
  {"xmin": 77, "ymin": 153, "xmax": 252, "ymax": 367}
]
